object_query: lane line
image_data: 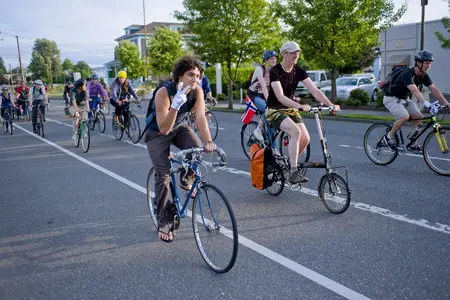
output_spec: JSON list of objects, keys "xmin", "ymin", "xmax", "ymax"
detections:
[
  {"xmin": 339, "ymin": 144, "xmax": 449, "ymax": 160},
  {"xmin": 45, "ymin": 119, "xmax": 450, "ymax": 234},
  {"xmin": 15, "ymin": 123, "xmax": 370, "ymax": 300}
]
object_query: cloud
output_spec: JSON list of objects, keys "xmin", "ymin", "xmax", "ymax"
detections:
[{"xmin": 0, "ymin": 0, "xmax": 184, "ymax": 68}]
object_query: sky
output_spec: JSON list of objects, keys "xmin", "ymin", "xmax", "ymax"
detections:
[{"xmin": 0, "ymin": 0, "xmax": 448, "ymax": 70}]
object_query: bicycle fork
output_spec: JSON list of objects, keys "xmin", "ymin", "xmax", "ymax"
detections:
[{"xmin": 434, "ymin": 125, "xmax": 449, "ymax": 153}]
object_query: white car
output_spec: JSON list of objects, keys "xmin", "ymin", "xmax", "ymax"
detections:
[
  {"xmin": 352, "ymin": 73, "xmax": 377, "ymax": 83},
  {"xmin": 321, "ymin": 76, "xmax": 379, "ymax": 101}
]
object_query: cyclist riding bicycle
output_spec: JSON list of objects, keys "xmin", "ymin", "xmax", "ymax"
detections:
[
  {"xmin": 87, "ymin": 74, "xmax": 108, "ymax": 119},
  {"xmin": 15, "ymin": 81, "xmax": 29, "ymax": 117},
  {"xmin": 69, "ymin": 79, "xmax": 90, "ymax": 140},
  {"xmin": 28, "ymin": 79, "xmax": 48, "ymax": 134},
  {"xmin": 63, "ymin": 81, "xmax": 74, "ymax": 107},
  {"xmin": 1, "ymin": 87, "xmax": 16, "ymax": 131},
  {"xmin": 110, "ymin": 70, "xmax": 139, "ymax": 125},
  {"xmin": 145, "ymin": 56, "xmax": 217, "ymax": 243},
  {"xmin": 266, "ymin": 41, "xmax": 338, "ymax": 184},
  {"xmin": 382, "ymin": 50, "xmax": 450, "ymax": 152},
  {"xmin": 199, "ymin": 74, "xmax": 217, "ymax": 106},
  {"xmin": 249, "ymin": 50, "xmax": 278, "ymax": 143}
]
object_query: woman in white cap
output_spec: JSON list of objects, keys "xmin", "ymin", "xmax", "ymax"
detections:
[
  {"xmin": 28, "ymin": 79, "xmax": 48, "ymax": 134},
  {"xmin": 266, "ymin": 41, "xmax": 339, "ymax": 184}
]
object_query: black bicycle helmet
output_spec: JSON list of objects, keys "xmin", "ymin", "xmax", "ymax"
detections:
[
  {"xmin": 262, "ymin": 50, "xmax": 278, "ymax": 62},
  {"xmin": 91, "ymin": 74, "xmax": 99, "ymax": 80},
  {"xmin": 414, "ymin": 50, "xmax": 434, "ymax": 62},
  {"xmin": 74, "ymin": 79, "xmax": 85, "ymax": 88}
]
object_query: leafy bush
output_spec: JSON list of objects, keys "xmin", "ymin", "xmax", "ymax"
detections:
[
  {"xmin": 376, "ymin": 91, "xmax": 384, "ymax": 107},
  {"xmin": 346, "ymin": 98, "xmax": 361, "ymax": 106},
  {"xmin": 217, "ymin": 93, "xmax": 226, "ymax": 101},
  {"xmin": 347, "ymin": 89, "xmax": 370, "ymax": 106},
  {"xmin": 232, "ymin": 90, "xmax": 240, "ymax": 99}
]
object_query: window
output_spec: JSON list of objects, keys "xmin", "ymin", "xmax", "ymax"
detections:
[{"xmin": 320, "ymin": 73, "xmax": 326, "ymax": 81}]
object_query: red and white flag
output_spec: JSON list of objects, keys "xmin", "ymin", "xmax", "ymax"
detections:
[{"xmin": 241, "ymin": 96, "xmax": 257, "ymax": 124}]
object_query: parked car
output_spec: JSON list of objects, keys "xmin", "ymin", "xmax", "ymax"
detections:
[
  {"xmin": 352, "ymin": 73, "xmax": 377, "ymax": 83},
  {"xmin": 295, "ymin": 70, "xmax": 331, "ymax": 97},
  {"xmin": 320, "ymin": 76, "xmax": 379, "ymax": 101}
]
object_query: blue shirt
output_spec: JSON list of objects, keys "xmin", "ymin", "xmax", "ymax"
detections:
[
  {"xmin": 200, "ymin": 75, "xmax": 211, "ymax": 98},
  {"xmin": 1, "ymin": 93, "xmax": 12, "ymax": 107}
]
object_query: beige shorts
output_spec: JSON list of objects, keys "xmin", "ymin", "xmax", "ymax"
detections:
[
  {"xmin": 383, "ymin": 96, "xmax": 422, "ymax": 120},
  {"xmin": 68, "ymin": 106, "xmax": 88, "ymax": 121}
]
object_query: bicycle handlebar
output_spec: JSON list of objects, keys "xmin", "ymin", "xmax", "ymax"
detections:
[
  {"xmin": 174, "ymin": 147, "xmax": 227, "ymax": 167},
  {"xmin": 304, "ymin": 105, "xmax": 337, "ymax": 113}
]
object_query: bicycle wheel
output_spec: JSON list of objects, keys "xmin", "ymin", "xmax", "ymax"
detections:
[
  {"xmin": 265, "ymin": 162, "xmax": 285, "ymax": 196},
  {"xmin": 279, "ymin": 132, "xmax": 310, "ymax": 164},
  {"xmin": 423, "ymin": 125, "xmax": 450, "ymax": 176},
  {"xmin": 38, "ymin": 113, "xmax": 44, "ymax": 138},
  {"xmin": 103, "ymin": 101, "xmax": 110, "ymax": 115},
  {"xmin": 127, "ymin": 114, "xmax": 141, "ymax": 144},
  {"xmin": 112, "ymin": 116, "xmax": 124, "ymax": 140},
  {"xmin": 192, "ymin": 183, "xmax": 238, "ymax": 273},
  {"xmin": 80, "ymin": 122, "xmax": 90, "ymax": 153},
  {"xmin": 363, "ymin": 123, "xmax": 398, "ymax": 165},
  {"xmin": 241, "ymin": 121, "xmax": 259, "ymax": 160},
  {"xmin": 8, "ymin": 113, "xmax": 13, "ymax": 135},
  {"xmin": 146, "ymin": 168, "xmax": 158, "ymax": 229},
  {"xmin": 318, "ymin": 173, "xmax": 350, "ymax": 214},
  {"xmin": 97, "ymin": 111, "xmax": 106, "ymax": 133},
  {"xmin": 206, "ymin": 111, "xmax": 219, "ymax": 141}
]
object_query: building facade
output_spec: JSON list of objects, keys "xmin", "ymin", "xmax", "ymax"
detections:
[
  {"xmin": 103, "ymin": 22, "xmax": 195, "ymax": 85},
  {"xmin": 379, "ymin": 19, "xmax": 450, "ymax": 94}
]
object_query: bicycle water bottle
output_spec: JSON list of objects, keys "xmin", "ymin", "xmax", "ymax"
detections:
[{"xmin": 407, "ymin": 125, "xmax": 422, "ymax": 140}]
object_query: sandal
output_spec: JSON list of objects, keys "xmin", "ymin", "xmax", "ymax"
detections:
[
  {"xmin": 158, "ymin": 222, "xmax": 174, "ymax": 243},
  {"xmin": 179, "ymin": 184, "xmax": 198, "ymax": 199}
]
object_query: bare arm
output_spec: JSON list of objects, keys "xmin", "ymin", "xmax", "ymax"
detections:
[
  {"xmin": 271, "ymin": 81, "xmax": 307, "ymax": 110},
  {"xmin": 256, "ymin": 70, "xmax": 269, "ymax": 100},
  {"xmin": 427, "ymin": 84, "xmax": 450, "ymax": 106},
  {"xmin": 155, "ymin": 87, "xmax": 179, "ymax": 135},
  {"xmin": 407, "ymin": 84, "xmax": 426, "ymax": 102}
]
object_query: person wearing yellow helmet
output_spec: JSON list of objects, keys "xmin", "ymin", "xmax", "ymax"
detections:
[{"xmin": 110, "ymin": 70, "xmax": 139, "ymax": 125}]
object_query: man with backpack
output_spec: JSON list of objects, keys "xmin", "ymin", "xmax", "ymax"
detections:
[
  {"xmin": 247, "ymin": 50, "xmax": 278, "ymax": 142},
  {"xmin": 382, "ymin": 50, "xmax": 450, "ymax": 151},
  {"xmin": 28, "ymin": 79, "xmax": 48, "ymax": 134}
]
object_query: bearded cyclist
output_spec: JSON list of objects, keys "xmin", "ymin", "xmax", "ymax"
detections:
[
  {"xmin": 382, "ymin": 50, "xmax": 450, "ymax": 152},
  {"xmin": 110, "ymin": 70, "xmax": 139, "ymax": 125}
]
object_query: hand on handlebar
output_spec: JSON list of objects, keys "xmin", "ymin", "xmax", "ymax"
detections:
[
  {"xmin": 204, "ymin": 140, "xmax": 217, "ymax": 152},
  {"xmin": 299, "ymin": 104, "xmax": 311, "ymax": 112}
]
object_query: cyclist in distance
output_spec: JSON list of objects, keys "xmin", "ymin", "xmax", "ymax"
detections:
[
  {"xmin": 87, "ymin": 74, "xmax": 108, "ymax": 119},
  {"xmin": 145, "ymin": 56, "xmax": 217, "ymax": 243},
  {"xmin": 28, "ymin": 79, "xmax": 48, "ymax": 134},
  {"xmin": 15, "ymin": 81, "xmax": 29, "ymax": 117},
  {"xmin": 248, "ymin": 50, "xmax": 278, "ymax": 142},
  {"xmin": 199, "ymin": 73, "xmax": 217, "ymax": 106},
  {"xmin": 382, "ymin": 50, "xmax": 450, "ymax": 151},
  {"xmin": 1, "ymin": 87, "xmax": 17, "ymax": 131},
  {"xmin": 110, "ymin": 70, "xmax": 139, "ymax": 125},
  {"xmin": 266, "ymin": 41, "xmax": 338, "ymax": 184},
  {"xmin": 68, "ymin": 79, "xmax": 90, "ymax": 140}
]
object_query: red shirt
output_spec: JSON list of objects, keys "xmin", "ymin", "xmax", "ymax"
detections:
[{"xmin": 15, "ymin": 86, "xmax": 30, "ymax": 100}]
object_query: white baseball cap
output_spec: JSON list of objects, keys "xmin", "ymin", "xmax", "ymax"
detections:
[{"xmin": 280, "ymin": 41, "xmax": 301, "ymax": 53}]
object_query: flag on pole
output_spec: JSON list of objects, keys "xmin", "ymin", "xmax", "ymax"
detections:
[{"xmin": 240, "ymin": 96, "xmax": 257, "ymax": 124}]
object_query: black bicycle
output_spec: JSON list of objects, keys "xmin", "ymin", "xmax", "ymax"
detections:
[
  {"xmin": 31, "ymin": 104, "xmax": 45, "ymax": 138},
  {"xmin": 88, "ymin": 102, "xmax": 106, "ymax": 133},
  {"xmin": 112, "ymin": 99, "xmax": 141, "ymax": 144},
  {"xmin": 364, "ymin": 102, "xmax": 450, "ymax": 176}
]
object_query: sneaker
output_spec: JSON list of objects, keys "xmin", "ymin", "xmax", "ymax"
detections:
[
  {"xmin": 289, "ymin": 169, "xmax": 309, "ymax": 184},
  {"xmin": 253, "ymin": 127, "xmax": 264, "ymax": 142},
  {"xmin": 407, "ymin": 144, "xmax": 423, "ymax": 153},
  {"xmin": 382, "ymin": 134, "xmax": 396, "ymax": 149}
]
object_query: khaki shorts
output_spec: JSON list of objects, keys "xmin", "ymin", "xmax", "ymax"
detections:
[
  {"xmin": 266, "ymin": 108, "xmax": 303, "ymax": 131},
  {"xmin": 383, "ymin": 96, "xmax": 422, "ymax": 120},
  {"xmin": 68, "ymin": 106, "xmax": 88, "ymax": 121}
]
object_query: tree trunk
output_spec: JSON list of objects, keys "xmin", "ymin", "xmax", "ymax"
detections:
[
  {"xmin": 330, "ymin": 67, "xmax": 338, "ymax": 102},
  {"xmin": 227, "ymin": 62, "xmax": 233, "ymax": 109}
]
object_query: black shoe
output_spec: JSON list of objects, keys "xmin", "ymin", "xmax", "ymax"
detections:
[
  {"xmin": 382, "ymin": 135, "xmax": 396, "ymax": 149},
  {"xmin": 289, "ymin": 169, "xmax": 309, "ymax": 184},
  {"xmin": 407, "ymin": 145, "xmax": 423, "ymax": 153}
]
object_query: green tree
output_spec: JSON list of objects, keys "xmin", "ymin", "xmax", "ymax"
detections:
[
  {"xmin": 0, "ymin": 57, "xmax": 6, "ymax": 76},
  {"xmin": 27, "ymin": 38, "xmax": 62, "ymax": 87},
  {"xmin": 115, "ymin": 40, "xmax": 145, "ymax": 80},
  {"xmin": 62, "ymin": 58, "xmax": 74, "ymax": 72},
  {"xmin": 147, "ymin": 27, "xmax": 184, "ymax": 77},
  {"xmin": 73, "ymin": 61, "xmax": 93, "ymax": 79},
  {"xmin": 176, "ymin": 0, "xmax": 283, "ymax": 108},
  {"xmin": 435, "ymin": 1, "xmax": 450, "ymax": 49},
  {"xmin": 275, "ymin": 0, "xmax": 406, "ymax": 100}
]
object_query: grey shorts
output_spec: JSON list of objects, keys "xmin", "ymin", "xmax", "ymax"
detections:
[
  {"xmin": 383, "ymin": 96, "xmax": 422, "ymax": 120},
  {"xmin": 68, "ymin": 106, "xmax": 88, "ymax": 121}
]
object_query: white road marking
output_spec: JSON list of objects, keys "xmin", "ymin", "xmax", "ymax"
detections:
[
  {"xmin": 45, "ymin": 119, "xmax": 450, "ymax": 234},
  {"xmin": 15, "ymin": 123, "xmax": 370, "ymax": 300}
]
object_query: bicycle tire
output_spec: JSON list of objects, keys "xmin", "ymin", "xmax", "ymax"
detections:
[
  {"xmin": 241, "ymin": 121, "xmax": 259, "ymax": 160},
  {"xmin": 112, "ymin": 116, "xmax": 124, "ymax": 140},
  {"xmin": 192, "ymin": 183, "xmax": 238, "ymax": 273},
  {"xmin": 97, "ymin": 111, "xmax": 106, "ymax": 133},
  {"xmin": 363, "ymin": 123, "xmax": 398, "ymax": 165},
  {"xmin": 128, "ymin": 114, "xmax": 141, "ymax": 144},
  {"xmin": 279, "ymin": 132, "xmax": 310, "ymax": 164},
  {"xmin": 8, "ymin": 113, "xmax": 13, "ymax": 135},
  {"xmin": 146, "ymin": 168, "xmax": 158, "ymax": 229},
  {"xmin": 423, "ymin": 125, "xmax": 450, "ymax": 176},
  {"xmin": 103, "ymin": 101, "xmax": 110, "ymax": 115},
  {"xmin": 206, "ymin": 111, "xmax": 219, "ymax": 141},
  {"xmin": 80, "ymin": 122, "xmax": 90, "ymax": 153},
  {"xmin": 38, "ymin": 112, "xmax": 44, "ymax": 138},
  {"xmin": 265, "ymin": 162, "xmax": 285, "ymax": 196},
  {"xmin": 318, "ymin": 172, "xmax": 351, "ymax": 214}
]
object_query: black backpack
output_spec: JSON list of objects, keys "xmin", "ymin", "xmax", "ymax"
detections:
[{"xmin": 380, "ymin": 65, "xmax": 409, "ymax": 94}]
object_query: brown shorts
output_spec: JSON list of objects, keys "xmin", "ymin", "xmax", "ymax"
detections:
[{"xmin": 266, "ymin": 108, "xmax": 303, "ymax": 131}]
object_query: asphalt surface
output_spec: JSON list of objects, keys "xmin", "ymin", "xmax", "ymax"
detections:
[{"xmin": 0, "ymin": 99, "xmax": 449, "ymax": 300}]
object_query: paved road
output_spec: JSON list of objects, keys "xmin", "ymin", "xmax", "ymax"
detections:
[{"xmin": 0, "ymin": 100, "xmax": 449, "ymax": 299}]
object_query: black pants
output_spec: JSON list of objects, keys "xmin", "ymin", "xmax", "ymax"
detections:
[
  {"xmin": 111, "ymin": 99, "xmax": 129, "ymax": 125},
  {"xmin": 32, "ymin": 100, "xmax": 45, "ymax": 125}
]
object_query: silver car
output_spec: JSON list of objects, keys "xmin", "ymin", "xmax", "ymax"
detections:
[{"xmin": 321, "ymin": 76, "xmax": 379, "ymax": 101}]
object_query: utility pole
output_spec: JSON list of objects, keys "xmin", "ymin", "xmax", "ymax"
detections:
[
  {"xmin": 143, "ymin": 0, "xmax": 149, "ymax": 81},
  {"xmin": 9, "ymin": 63, "xmax": 13, "ymax": 87},
  {"xmin": 15, "ymin": 36, "xmax": 25, "ymax": 81},
  {"xmin": 420, "ymin": 0, "xmax": 428, "ymax": 50}
]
